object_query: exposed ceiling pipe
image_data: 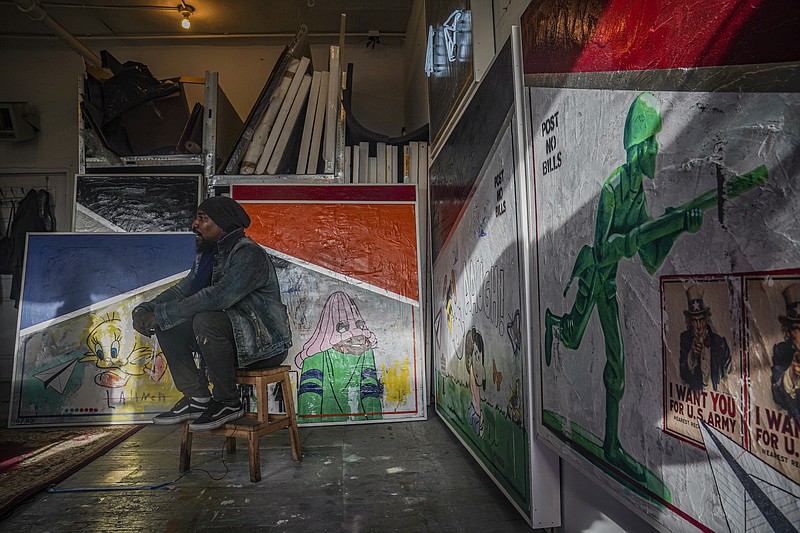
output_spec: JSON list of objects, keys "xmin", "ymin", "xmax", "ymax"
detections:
[
  {"xmin": 8, "ymin": 32, "xmax": 406, "ymax": 41},
  {"xmin": 14, "ymin": 0, "xmax": 102, "ymax": 66}
]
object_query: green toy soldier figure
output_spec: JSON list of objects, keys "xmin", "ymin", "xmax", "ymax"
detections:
[
  {"xmin": 544, "ymin": 92, "xmax": 703, "ymax": 480},
  {"xmin": 544, "ymin": 91, "xmax": 767, "ymax": 481}
]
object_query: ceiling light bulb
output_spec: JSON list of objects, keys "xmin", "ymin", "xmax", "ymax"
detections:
[{"xmin": 177, "ymin": 4, "xmax": 194, "ymax": 30}]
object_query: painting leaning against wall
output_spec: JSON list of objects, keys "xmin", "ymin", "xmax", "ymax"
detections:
[
  {"xmin": 427, "ymin": 33, "xmax": 561, "ymax": 526},
  {"xmin": 9, "ymin": 233, "xmax": 196, "ymax": 427},
  {"xmin": 433, "ymin": 114, "xmax": 531, "ymax": 516},
  {"xmin": 231, "ymin": 184, "xmax": 426, "ymax": 425},
  {"xmin": 74, "ymin": 174, "xmax": 202, "ymax": 233},
  {"xmin": 531, "ymin": 85, "xmax": 799, "ymax": 531}
]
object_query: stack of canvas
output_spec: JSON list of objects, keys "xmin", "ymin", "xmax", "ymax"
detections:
[
  {"xmin": 344, "ymin": 141, "xmax": 428, "ymax": 184},
  {"xmin": 236, "ymin": 46, "xmax": 343, "ymax": 176}
]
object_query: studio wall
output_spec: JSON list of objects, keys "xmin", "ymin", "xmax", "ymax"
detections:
[{"xmin": 0, "ymin": 38, "xmax": 419, "ymax": 427}]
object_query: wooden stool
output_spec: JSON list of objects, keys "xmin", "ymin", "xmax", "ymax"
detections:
[{"xmin": 179, "ymin": 365, "xmax": 302, "ymax": 482}]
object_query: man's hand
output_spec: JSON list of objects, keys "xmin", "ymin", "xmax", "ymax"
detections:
[
  {"xmin": 132, "ymin": 308, "xmax": 157, "ymax": 337},
  {"xmin": 691, "ymin": 336, "xmax": 704, "ymax": 357},
  {"xmin": 684, "ymin": 208, "xmax": 703, "ymax": 234}
]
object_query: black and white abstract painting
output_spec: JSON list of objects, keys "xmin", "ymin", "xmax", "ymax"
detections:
[{"xmin": 74, "ymin": 174, "xmax": 202, "ymax": 232}]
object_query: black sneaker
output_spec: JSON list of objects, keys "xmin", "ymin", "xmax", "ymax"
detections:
[
  {"xmin": 189, "ymin": 399, "xmax": 244, "ymax": 431},
  {"xmin": 152, "ymin": 396, "xmax": 209, "ymax": 425}
]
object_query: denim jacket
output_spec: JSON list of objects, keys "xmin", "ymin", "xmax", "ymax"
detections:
[{"xmin": 136, "ymin": 228, "xmax": 292, "ymax": 366}]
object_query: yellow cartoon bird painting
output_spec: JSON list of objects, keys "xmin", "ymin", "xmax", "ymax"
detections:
[{"xmin": 79, "ymin": 312, "xmax": 166, "ymax": 388}]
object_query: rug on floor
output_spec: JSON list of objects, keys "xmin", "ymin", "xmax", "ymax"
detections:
[{"xmin": 0, "ymin": 424, "xmax": 143, "ymax": 517}]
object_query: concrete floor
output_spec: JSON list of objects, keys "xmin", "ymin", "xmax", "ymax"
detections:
[{"xmin": 0, "ymin": 412, "xmax": 539, "ymax": 532}]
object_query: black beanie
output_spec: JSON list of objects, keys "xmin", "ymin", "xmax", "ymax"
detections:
[{"xmin": 197, "ymin": 196, "xmax": 251, "ymax": 232}]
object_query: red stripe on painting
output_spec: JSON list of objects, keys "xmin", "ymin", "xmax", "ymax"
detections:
[{"xmin": 233, "ymin": 184, "xmax": 417, "ymax": 203}]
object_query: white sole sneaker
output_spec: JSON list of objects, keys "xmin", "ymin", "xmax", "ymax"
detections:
[
  {"xmin": 152, "ymin": 397, "xmax": 209, "ymax": 425},
  {"xmin": 151, "ymin": 411, "xmax": 203, "ymax": 425},
  {"xmin": 188, "ymin": 402, "xmax": 244, "ymax": 431}
]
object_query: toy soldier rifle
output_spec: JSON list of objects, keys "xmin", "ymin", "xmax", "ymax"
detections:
[
  {"xmin": 562, "ymin": 164, "xmax": 768, "ymax": 297},
  {"xmin": 626, "ymin": 164, "xmax": 768, "ymax": 254}
]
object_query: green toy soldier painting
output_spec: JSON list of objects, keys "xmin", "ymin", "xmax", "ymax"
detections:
[{"xmin": 543, "ymin": 92, "xmax": 767, "ymax": 481}]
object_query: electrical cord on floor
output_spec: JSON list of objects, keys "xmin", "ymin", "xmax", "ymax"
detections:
[{"xmin": 46, "ymin": 427, "xmax": 236, "ymax": 493}]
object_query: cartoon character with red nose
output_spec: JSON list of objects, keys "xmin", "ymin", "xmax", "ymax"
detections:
[{"xmin": 296, "ymin": 291, "xmax": 383, "ymax": 423}]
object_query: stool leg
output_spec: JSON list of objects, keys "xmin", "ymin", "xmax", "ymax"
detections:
[
  {"xmin": 226, "ymin": 436, "xmax": 236, "ymax": 453},
  {"xmin": 255, "ymin": 376, "xmax": 269, "ymax": 424},
  {"xmin": 281, "ymin": 376, "xmax": 302, "ymax": 462},
  {"xmin": 180, "ymin": 422, "xmax": 193, "ymax": 473},
  {"xmin": 247, "ymin": 431, "xmax": 261, "ymax": 482}
]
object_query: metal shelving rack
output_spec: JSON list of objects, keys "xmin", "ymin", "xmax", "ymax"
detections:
[
  {"xmin": 78, "ymin": 63, "xmax": 347, "ymax": 195},
  {"xmin": 78, "ymin": 71, "xmax": 224, "ymax": 189}
]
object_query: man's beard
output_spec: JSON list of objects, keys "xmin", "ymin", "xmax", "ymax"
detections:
[{"xmin": 195, "ymin": 234, "xmax": 216, "ymax": 253}]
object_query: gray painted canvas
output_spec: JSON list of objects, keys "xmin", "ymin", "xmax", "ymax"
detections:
[{"xmin": 74, "ymin": 174, "xmax": 201, "ymax": 232}]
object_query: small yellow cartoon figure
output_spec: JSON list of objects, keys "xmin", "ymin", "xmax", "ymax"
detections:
[
  {"xmin": 444, "ymin": 271, "xmax": 456, "ymax": 334},
  {"xmin": 80, "ymin": 312, "xmax": 166, "ymax": 388}
]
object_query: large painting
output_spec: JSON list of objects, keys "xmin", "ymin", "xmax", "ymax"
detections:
[
  {"xmin": 429, "ymin": 35, "xmax": 560, "ymax": 527},
  {"xmin": 433, "ymin": 115, "xmax": 533, "ymax": 516},
  {"xmin": 9, "ymin": 233, "xmax": 196, "ymax": 427},
  {"xmin": 530, "ymin": 86, "xmax": 800, "ymax": 531},
  {"xmin": 74, "ymin": 174, "xmax": 202, "ymax": 232},
  {"xmin": 230, "ymin": 184, "xmax": 426, "ymax": 425},
  {"xmin": 429, "ymin": 40, "xmax": 513, "ymax": 260}
]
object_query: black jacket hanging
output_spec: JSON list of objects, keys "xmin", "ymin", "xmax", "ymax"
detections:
[
  {"xmin": 9, "ymin": 189, "xmax": 54, "ymax": 306},
  {"xmin": 0, "ymin": 200, "xmax": 16, "ymax": 275}
]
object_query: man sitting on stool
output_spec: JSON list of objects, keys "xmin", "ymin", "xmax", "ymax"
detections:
[{"xmin": 132, "ymin": 196, "xmax": 292, "ymax": 431}]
